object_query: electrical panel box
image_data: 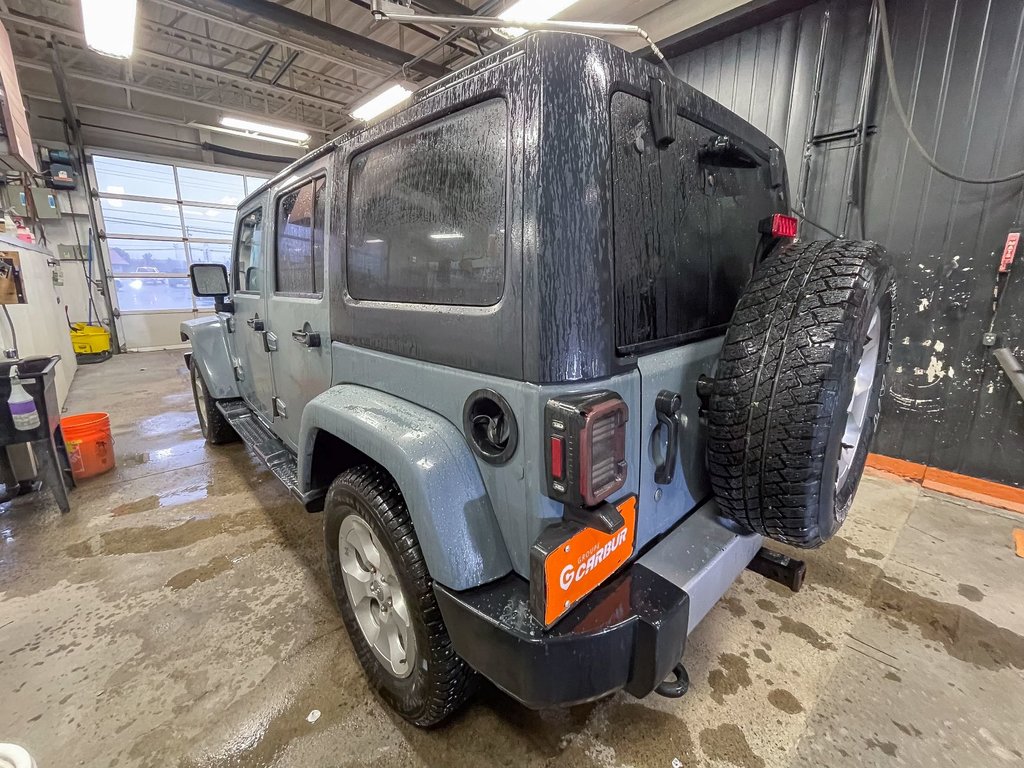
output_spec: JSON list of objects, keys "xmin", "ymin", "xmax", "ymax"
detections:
[
  {"xmin": 58, "ymin": 244, "xmax": 86, "ymax": 260},
  {"xmin": 41, "ymin": 147, "xmax": 72, "ymax": 164},
  {"xmin": 48, "ymin": 163, "xmax": 75, "ymax": 190},
  {"xmin": 9, "ymin": 186, "xmax": 27, "ymax": 217},
  {"xmin": 10, "ymin": 186, "xmax": 62, "ymax": 219},
  {"xmin": 30, "ymin": 187, "xmax": 60, "ymax": 219}
]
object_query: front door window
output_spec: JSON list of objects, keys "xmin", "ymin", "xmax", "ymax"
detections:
[{"xmin": 235, "ymin": 208, "xmax": 264, "ymax": 293}]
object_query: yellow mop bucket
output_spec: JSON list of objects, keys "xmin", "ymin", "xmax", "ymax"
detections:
[{"xmin": 69, "ymin": 323, "xmax": 111, "ymax": 355}]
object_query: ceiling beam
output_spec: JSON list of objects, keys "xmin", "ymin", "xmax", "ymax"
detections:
[
  {"xmin": 247, "ymin": 42, "xmax": 273, "ymax": 78},
  {"xmin": 4, "ymin": 13, "xmax": 348, "ymax": 113},
  {"xmin": 138, "ymin": 19, "xmax": 360, "ymax": 96},
  {"xmin": 269, "ymin": 50, "xmax": 299, "ymax": 86},
  {"xmin": 149, "ymin": 0, "xmax": 390, "ymax": 79},
  {"xmin": 16, "ymin": 58, "xmax": 329, "ymax": 134},
  {"xmin": 160, "ymin": 0, "xmax": 452, "ymax": 79}
]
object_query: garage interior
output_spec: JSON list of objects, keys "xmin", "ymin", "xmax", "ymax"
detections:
[{"xmin": 1, "ymin": 0, "xmax": 1023, "ymax": 766}]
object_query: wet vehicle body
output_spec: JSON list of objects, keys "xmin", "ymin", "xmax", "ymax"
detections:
[{"xmin": 183, "ymin": 31, "xmax": 893, "ymax": 725}]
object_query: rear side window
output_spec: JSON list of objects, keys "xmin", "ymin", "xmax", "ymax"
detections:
[
  {"xmin": 347, "ymin": 98, "xmax": 508, "ymax": 306},
  {"xmin": 234, "ymin": 208, "xmax": 263, "ymax": 292},
  {"xmin": 276, "ymin": 177, "xmax": 326, "ymax": 295}
]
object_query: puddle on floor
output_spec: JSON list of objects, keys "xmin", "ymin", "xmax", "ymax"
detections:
[
  {"xmin": 137, "ymin": 411, "xmax": 200, "ymax": 439},
  {"xmin": 118, "ymin": 438, "xmax": 209, "ymax": 469},
  {"xmin": 66, "ymin": 512, "xmax": 257, "ymax": 558},
  {"xmin": 111, "ymin": 496, "xmax": 161, "ymax": 516}
]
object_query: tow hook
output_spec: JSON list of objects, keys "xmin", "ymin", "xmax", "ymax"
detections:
[
  {"xmin": 655, "ymin": 663, "xmax": 690, "ymax": 698},
  {"xmin": 746, "ymin": 547, "xmax": 807, "ymax": 592}
]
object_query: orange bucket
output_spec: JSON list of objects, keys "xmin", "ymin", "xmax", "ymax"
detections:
[{"xmin": 61, "ymin": 412, "xmax": 115, "ymax": 480}]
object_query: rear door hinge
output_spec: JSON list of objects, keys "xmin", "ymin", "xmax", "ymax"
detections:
[
  {"xmin": 273, "ymin": 397, "xmax": 287, "ymax": 418},
  {"xmin": 648, "ymin": 76, "xmax": 676, "ymax": 149}
]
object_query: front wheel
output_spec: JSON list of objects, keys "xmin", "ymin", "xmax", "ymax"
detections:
[
  {"xmin": 189, "ymin": 360, "xmax": 237, "ymax": 445},
  {"xmin": 324, "ymin": 465, "xmax": 475, "ymax": 727}
]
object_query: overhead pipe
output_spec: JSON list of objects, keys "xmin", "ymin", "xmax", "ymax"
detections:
[{"xmin": 368, "ymin": 0, "xmax": 673, "ymax": 73}]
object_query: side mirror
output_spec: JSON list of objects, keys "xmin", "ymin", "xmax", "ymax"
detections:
[
  {"xmin": 190, "ymin": 262, "xmax": 229, "ymax": 296},
  {"xmin": 189, "ymin": 263, "xmax": 233, "ymax": 313}
]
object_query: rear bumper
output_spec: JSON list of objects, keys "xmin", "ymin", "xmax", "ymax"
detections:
[{"xmin": 434, "ymin": 498, "xmax": 763, "ymax": 709}]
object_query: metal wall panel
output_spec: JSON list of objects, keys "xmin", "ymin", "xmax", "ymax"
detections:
[{"xmin": 671, "ymin": 0, "xmax": 1024, "ymax": 487}]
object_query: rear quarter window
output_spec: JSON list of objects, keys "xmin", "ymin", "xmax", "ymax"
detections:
[{"xmin": 346, "ymin": 98, "xmax": 508, "ymax": 307}]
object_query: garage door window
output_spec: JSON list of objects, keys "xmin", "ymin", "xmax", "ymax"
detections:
[
  {"xmin": 346, "ymin": 98, "xmax": 507, "ymax": 306},
  {"xmin": 93, "ymin": 155, "xmax": 269, "ymax": 313},
  {"xmin": 275, "ymin": 177, "xmax": 326, "ymax": 296}
]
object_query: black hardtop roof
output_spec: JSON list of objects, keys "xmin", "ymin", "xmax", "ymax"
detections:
[
  {"xmin": 238, "ymin": 30, "xmax": 780, "ymax": 210},
  {"xmin": 239, "ymin": 32, "xmax": 635, "ymax": 208}
]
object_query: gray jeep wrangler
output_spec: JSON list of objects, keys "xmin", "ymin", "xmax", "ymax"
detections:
[{"xmin": 183, "ymin": 32, "xmax": 894, "ymax": 726}]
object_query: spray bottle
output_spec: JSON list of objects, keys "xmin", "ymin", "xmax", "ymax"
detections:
[{"xmin": 8, "ymin": 366, "xmax": 40, "ymax": 431}]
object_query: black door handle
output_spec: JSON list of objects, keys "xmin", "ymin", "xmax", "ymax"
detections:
[
  {"xmin": 246, "ymin": 316, "xmax": 264, "ymax": 331},
  {"xmin": 291, "ymin": 329, "xmax": 321, "ymax": 348},
  {"xmin": 654, "ymin": 390, "xmax": 682, "ymax": 485}
]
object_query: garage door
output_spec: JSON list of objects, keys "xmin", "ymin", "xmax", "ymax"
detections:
[{"xmin": 92, "ymin": 154, "xmax": 268, "ymax": 350}]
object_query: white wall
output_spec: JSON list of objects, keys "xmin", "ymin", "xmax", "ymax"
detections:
[{"xmin": 1, "ymin": 233, "xmax": 77, "ymax": 406}]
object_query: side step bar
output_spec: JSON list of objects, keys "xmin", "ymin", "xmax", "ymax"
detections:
[{"xmin": 216, "ymin": 399, "xmax": 325, "ymax": 511}]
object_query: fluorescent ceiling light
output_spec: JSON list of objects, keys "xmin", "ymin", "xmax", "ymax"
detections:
[
  {"xmin": 497, "ymin": 0, "xmax": 581, "ymax": 38},
  {"xmin": 219, "ymin": 117, "xmax": 310, "ymax": 143},
  {"xmin": 430, "ymin": 232, "xmax": 464, "ymax": 240},
  {"xmin": 81, "ymin": 0, "xmax": 137, "ymax": 59},
  {"xmin": 351, "ymin": 83, "xmax": 413, "ymax": 121},
  {"xmin": 364, "ymin": 238, "xmax": 384, "ymax": 244}
]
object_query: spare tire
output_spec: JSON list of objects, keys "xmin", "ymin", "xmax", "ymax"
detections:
[{"xmin": 707, "ymin": 239, "xmax": 895, "ymax": 548}]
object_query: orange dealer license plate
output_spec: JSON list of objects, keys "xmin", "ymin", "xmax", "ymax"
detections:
[{"xmin": 529, "ymin": 496, "xmax": 637, "ymax": 627}]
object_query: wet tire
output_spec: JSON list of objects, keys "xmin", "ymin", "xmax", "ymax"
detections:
[
  {"xmin": 707, "ymin": 239, "xmax": 895, "ymax": 548},
  {"xmin": 189, "ymin": 360, "xmax": 237, "ymax": 445},
  {"xmin": 324, "ymin": 465, "xmax": 475, "ymax": 727}
]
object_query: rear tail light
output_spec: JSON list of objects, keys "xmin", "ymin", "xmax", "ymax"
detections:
[
  {"xmin": 544, "ymin": 392, "xmax": 628, "ymax": 508},
  {"xmin": 759, "ymin": 213, "xmax": 798, "ymax": 239}
]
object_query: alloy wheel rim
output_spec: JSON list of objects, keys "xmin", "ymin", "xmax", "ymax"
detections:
[
  {"xmin": 338, "ymin": 515, "xmax": 417, "ymax": 678},
  {"xmin": 837, "ymin": 308, "xmax": 882, "ymax": 490}
]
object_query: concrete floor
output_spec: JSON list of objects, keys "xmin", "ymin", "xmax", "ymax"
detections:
[{"xmin": 2, "ymin": 349, "xmax": 1023, "ymax": 768}]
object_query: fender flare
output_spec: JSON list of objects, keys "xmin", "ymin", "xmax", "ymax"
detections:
[
  {"xmin": 300, "ymin": 385, "xmax": 512, "ymax": 591},
  {"xmin": 181, "ymin": 316, "xmax": 239, "ymax": 400}
]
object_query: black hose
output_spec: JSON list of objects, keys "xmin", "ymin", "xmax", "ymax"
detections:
[
  {"xmin": 877, "ymin": 0, "xmax": 1024, "ymax": 184},
  {"xmin": 2, "ymin": 305, "xmax": 17, "ymax": 356},
  {"xmin": 793, "ymin": 211, "xmax": 842, "ymax": 239}
]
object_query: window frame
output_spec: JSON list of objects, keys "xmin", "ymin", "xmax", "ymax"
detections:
[
  {"xmin": 272, "ymin": 173, "xmax": 328, "ymax": 299},
  {"xmin": 233, "ymin": 205, "xmax": 265, "ymax": 295},
  {"xmin": 343, "ymin": 98, "xmax": 510, "ymax": 309}
]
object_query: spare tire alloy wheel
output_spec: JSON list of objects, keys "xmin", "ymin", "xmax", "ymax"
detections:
[
  {"xmin": 707, "ymin": 239, "xmax": 895, "ymax": 548},
  {"xmin": 837, "ymin": 308, "xmax": 881, "ymax": 490}
]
